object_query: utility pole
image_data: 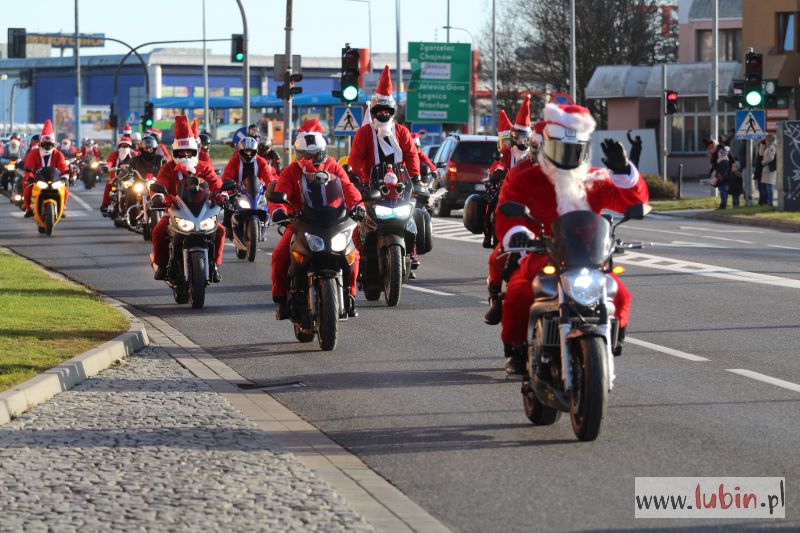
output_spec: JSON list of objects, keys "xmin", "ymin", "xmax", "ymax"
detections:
[
  {"xmin": 396, "ymin": 0, "xmax": 402, "ymax": 110},
  {"xmin": 491, "ymin": 0, "xmax": 497, "ymax": 132},
  {"xmin": 235, "ymin": 0, "xmax": 250, "ymax": 128},
  {"xmin": 202, "ymin": 0, "xmax": 210, "ymax": 135},
  {"xmin": 283, "ymin": 0, "xmax": 294, "ymax": 166},
  {"xmin": 569, "ymin": 0, "xmax": 576, "ymax": 102},
  {"xmin": 661, "ymin": 63, "xmax": 668, "ymax": 182},
  {"xmin": 75, "ymin": 0, "xmax": 82, "ymax": 143},
  {"xmin": 712, "ymin": 0, "xmax": 719, "ymax": 142},
  {"xmin": 446, "ymin": 0, "xmax": 450, "ymax": 43}
]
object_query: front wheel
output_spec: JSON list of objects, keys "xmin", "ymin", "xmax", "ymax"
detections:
[
  {"xmin": 246, "ymin": 219, "xmax": 258, "ymax": 262},
  {"xmin": 383, "ymin": 245, "xmax": 403, "ymax": 307},
  {"xmin": 189, "ymin": 251, "xmax": 207, "ymax": 309},
  {"xmin": 569, "ymin": 336, "xmax": 608, "ymax": 441},
  {"xmin": 44, "ymin": 202, "xmax": 57, "ymax": 236},
  {"xmin": 316, "ymin": 278, "xmax": 339, "ymax": 351}
]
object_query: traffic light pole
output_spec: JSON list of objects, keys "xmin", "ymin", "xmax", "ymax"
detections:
[
  {"xmin": 283, "ymin": 0, "xmax": 294, "ymax": 167},
  {"xmin": 661, "ymin": 63, "xmax": 668, "ymax": 182},
  {"xmin": 235, "ymin": 0, "xmax": 250, "ymax": 127}
]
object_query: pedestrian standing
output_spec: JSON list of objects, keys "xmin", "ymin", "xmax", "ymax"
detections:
[
  {"xmin": 761, "ymin": 134, "xmax": 777, "ymax": 206},
  {"xmin": 729, "ymin": 162, "xmax": 743, "ymax": 207},
  {"xmin": 714, "ymin": 146, "xmax": 732, "ymax": 209},
  {"xmin": 626, "ymin": 130, "xmax": 642, "ymax": 169},
  {"xmin": 754, "ymin": 139, "xmax": 766, "ymax": 204}
]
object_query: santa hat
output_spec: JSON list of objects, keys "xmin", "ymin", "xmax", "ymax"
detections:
[
  {"xmin": 410, "ymin": 132, "xmax": 421, "ymax": 147},
  {"xmin": 191, "ymin": 119, "xmax": 199, "ymax": 139},
  {"xmin": 172, "ymin": 115, "xmax": 198, "ymax": 152},
  {"xmin": 123, "ymin": 123, "xmax": 132, "ymax": 135},
  {"xmin": 40, "ymin": 120, "xmax": 55, "ymax": 144},
  {"xmin": 497, "ymin": 110, "xmax": 513, "ymax": 136},
  {"xmin": 543, "ymin": 103, "xmax": 596, "ymax": 142},
  {"xmin": 118, "ymin": 135, "xmax": 133, "ymax": 147},
  {"xmin": 10, "ymin": 132, "xmax": 19, "ymax": 140},
  {"xmin": 370, "ymin": 65, "xmax": 396, "ymax": 109},
  {"xmin": 533, "ymin": 120, "xmax": 548, "ymax": 144},
  {"xmin": 513, "ymin": 95, "xmax": 531, "ymax": 131},
  {"xmin": 146, "ymin": 127, "xmax": 162, "ymax": 136},
  {"xmin": 294, "ymin": 119, "xmax": 327, "ymax": 152},
  {"xmin": 362, "ymin": 105, "xmax": 372, "ymax": 126}
]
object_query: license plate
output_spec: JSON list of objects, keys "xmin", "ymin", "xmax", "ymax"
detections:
[{"xmin": 474, "ymin": 183, "xmax": 485, "ymax": 191}]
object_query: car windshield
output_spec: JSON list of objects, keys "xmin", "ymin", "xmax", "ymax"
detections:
[{"xmin": 452, "ymin": 142, "xmax": 497, "ymax": 164}]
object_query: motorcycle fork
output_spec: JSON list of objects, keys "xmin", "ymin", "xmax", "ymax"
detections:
[
  {"xmin": 307, "ymin": 274, "xmax": 318, "ymax": 322},
  {"xmin": 598, "ymin": 284, "xmax": 615, "ymax": 390},
  {"xmin": 557, "ymin": 286, "xmax": 573, "ymax": 391},
  {"xmin": 335, "ymin": 272, "xmax": 346, "ymax": 319}
]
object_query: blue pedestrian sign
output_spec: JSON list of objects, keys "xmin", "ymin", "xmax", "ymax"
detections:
[
  {"xmin": 125, "ymin": 112, "xmax": 139, "ymax": 126},
  {"xmin": 333, "ymin": 106, "xmax": 362, "ymax": 136},
  {"xmin": 735, "ymin": 110, "xmax": 766, "ymax": 140},
  {"xmin": 231, "ymin": 126, "xmax": 248, "ymax": 146}
]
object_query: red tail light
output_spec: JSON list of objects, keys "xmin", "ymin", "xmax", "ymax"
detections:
[{"xmin": 447, "ymin": 161, "xmax": 457, "ymax": 177}]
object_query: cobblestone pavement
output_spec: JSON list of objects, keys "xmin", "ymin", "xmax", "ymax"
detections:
[{"xmin": 0, "ymin": 346, "xmax": 374, "ymax": 533}]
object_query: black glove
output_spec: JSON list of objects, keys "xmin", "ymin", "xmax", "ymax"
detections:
[
  {"xmin": 507, "ymin": 229, "xmax": 536, "ymax": 249},
  {"xmin": 351, "ymin": 204, "xmax": 367, "ymax": 222},
  {"xmin": 601, "ymin": 139, "xmax": 631, "ymax": 175},
  {"xmin": 271, "ymin": 208, "xmax": 288, "ymax": 223},
  {"xmin": 150, "ymin": 193, "xmax": 165, "ymax": 208}
]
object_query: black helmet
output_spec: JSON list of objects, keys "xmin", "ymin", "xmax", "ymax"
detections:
[
  {"xmin": 247, "ymin": 123, "xmax": 259, "ymax": 137},
  {"xmin": 140, "ymin": 136, "xmax": 158, "ymax": 158},
  {"xmin": 199, "ymin": 133, "xmax": 211, "ymax": 151}
]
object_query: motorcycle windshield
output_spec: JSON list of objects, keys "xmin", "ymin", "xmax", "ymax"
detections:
[
  {"xmin": 179, "ymin": 177, "xmax": 210, "ymax": 217},
  {"xmin": 550, "ymin": 211, "xmax": 611, "ymax": 268},
  {"xmin": 243, "ymin": 173, "xmax": 261, "ymax": 202},
  {"xmin": 301, "ymin": 172, "xmax": 348, "ymax": 226}
]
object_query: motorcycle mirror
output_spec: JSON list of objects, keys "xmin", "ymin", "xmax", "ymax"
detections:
[
  {"xmin": 620, "ymin": 203, "xmax": 652, "ymax": 223},
  {"xmin": 149, "ymin": 183, "xmax": 167, "ymax": 195},
  {"xmin": 363, "ymin": 190, "xmax": 381, "ymax": 202},
  {"xmin": 221, "ymin": 178, "xmax": 237, "ymax": 191},
  {"xmin": 268, "ymin": 191, "xmax": 289, "ymax": 205},
  {"xmin": 499, "ymin": 201, "xmax": 532, "ymax": 219}
]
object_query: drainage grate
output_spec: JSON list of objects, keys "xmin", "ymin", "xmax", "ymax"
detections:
[{"xmin": 237, "ymin": 381, "xmax": 306, "ymax": 392}]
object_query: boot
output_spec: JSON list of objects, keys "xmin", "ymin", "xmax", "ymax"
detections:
[
  {"xmin": 410, "ymin": 246, "xmax": 420, "ymax": 270},
  {"xmin": 504, "ymin": 343, "xmax": 526, "ymax": 375},
  {"xmin": 210, "ymin": 264, "xmax": 221, "ymax": 283},
  {"xmin": 24, "ymin": 209, "xmax": 34, "ymax": 218},
  {"xmin": 346, "ymin": 294, "xmax": 358, "ymax": 318},
  {"xmin": 273, "ymin": 296, "xmax": 289, "ymax": 320},
  {"xmin": 613, "ymin": 326, "xmax": 626, "ymax": 357},
  {"xmin": 153, "ymin": 264, "xmax": 167, "ymax": 280},
  {"xmin": 484, "ymin": 285, "xmax": 503, "ymax": 325}
]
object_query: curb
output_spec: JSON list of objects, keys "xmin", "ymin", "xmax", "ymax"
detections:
[
  {"xmin": 0, "ymin": 252, "xmax": 149, "ymax": 426},
  {"xmin": 658, "ymin": 210, "xmax": 800, "ymax": 232}
]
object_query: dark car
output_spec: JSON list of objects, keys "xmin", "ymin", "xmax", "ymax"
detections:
[
  {"xmin": 432, "ymin": 134, "xmax": 498, "ymax": 217},
  {"xmin": 422, "ymin": 143, "xmax": 440, "ymax": 161}
]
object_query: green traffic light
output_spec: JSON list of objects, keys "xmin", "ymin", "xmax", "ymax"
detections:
[
  {"xmin": 342, "ymin": 85, "xmax": 359, "ymax": 102},
  {"xmin": 745, "ymin": 90, "xmax": 762, "ymax": 107},
  {"xmin": 235, "ymin": 52, "xmax": 244, "ymax": 61},
  {"xmin": 145, "ymin": 119, "xmax": 153, "ymax": 127}
]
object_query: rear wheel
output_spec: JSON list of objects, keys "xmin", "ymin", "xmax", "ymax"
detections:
[
  {"xmin": 363, "ymin": 286, "xmax": 381, "ymax": 301},
  {"xmin": 44, "ymin": 202, "xmax": 56, "ymax": 236},
  {"xmin": 569, "ymin": 336, "xmax": 608, "ymax": 441},
  {"xmin": 383, "ymin": 245, "xmax": 403, "ymax": 307},
  {"xmin": 189, "ymin": 251, "xmax": 207, "ymax": 309},
  {"xmin": 247, "ymin": 219, "xmax": 258, "ymax": 261},
  {"xmin": 316, "ymin": 278, "xmax": 340, "ymax": 351}
]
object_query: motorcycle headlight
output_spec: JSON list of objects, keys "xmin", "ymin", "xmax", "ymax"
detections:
[
  {"xmin": 561, "ymin": 268, "xmax": 605, "ymax": 307},
  {"xmin": 174, "ymin": 217, "xmax": 195, "ymax": 232},
  {"xmin": 198, "ymin": 216, "xmax": 217, "ymax": 231},
  {"xmin": 330, "ymin": 228, "xmax": 353, "ymax": 252},
  {"xmin": 122, "ymin": 179, "xmax": 134, "ymax": 189},
  {"xmin": 238, "ymin": 198, "xmax": 251, "ymax": 209},
  {"xmin": 5, "ymin": 163, "xmax": 14, "ymax": 171},
  {"xmin": 51, "ymin": 180, "xmax": 65, "ymax": 190},
  {"xmin": 304, "ymin": 232, "xmax": 326, "ymax": 252},
  {"xmin": 35, "ymin": 180, "xmax": 48, "ymax": 189},
  {"xmin": 133, "ymin": 182, "xmax": 145, "ymax": 193},
  {"xmin": 374, "ymin": 205, "xmax": 393, "ymax": 220},
  {"xmin": 13, "ymin": 194, "xmax": 22, "ymax": 202},
  {"xmin": 392, "ymin": 204, "xmax": 413, "ymax": 219},
  {"xmin": 90, "ymin": 161, "xmax": 99, "ymax": 169}
]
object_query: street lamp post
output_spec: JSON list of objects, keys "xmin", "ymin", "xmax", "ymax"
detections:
[
  {"xmin": 396, "ymin": 0, "xmax": 402, "ymax": 113},
  {"xmin": 346, "ymin": 0, "xmax": 372, "ymax": 73},
  {"xmin": 492, "ymin": 0, "xmax": 497, "ymax": 133},
  {"xmin": 1, "ymin": 75, "xmax": 7, "ymax": 131},
  {"xmin": 75, "ymin": 0, "xmax": 82, "ymax": 144},
  {"xmin": 202, "ymin": 0, "xmax": 210, "ymax": 134},
  {"xmin": 442, "ymin": 26, "xmax": 477, "ymax": 133},
  {"xmin": 235, "ymin": 0, "xmax": 250, "ymax": 127}
]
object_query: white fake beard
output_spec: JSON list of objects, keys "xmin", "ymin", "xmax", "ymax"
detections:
[
  {"xmin": 538, "ymin": 151, "xmax": 606, "ymax": 215},
  {"xmin": 10, "ymin": 140, "xmax": 19, "ymax": 150},
  {"xmin": 39, "ymin": 146, "xmax": 54, "ymax": 157},
  {"xmin": 175, "ymin": 156, "xmax": 198, "ymax": 174},
  {"xmin": 510, "ymin": 145, "xmax": 529, "ymax": 166},
  {"xmin": 372, "ymin": 117, "xmax": 394, "ymax": 136},
  {"xmin": 118, "ymin": 147, "xmax": 131, "ymax": 159}
]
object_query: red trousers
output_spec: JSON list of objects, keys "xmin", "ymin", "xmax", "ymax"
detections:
[
  {"xmin": 487, "ymin": 243, "xmax": 507, "ymax": 288},
  {"xmin": 501, "ymin": 253, "xmax": 631, "ymax": 345},
  {"xmin": 101, "ymin": 179, "xmax": 114, "ymax": 206},
  {"xmin": 151, "ymin": 216, "xmax": 225, "ymax": 268},
  {"xmin": 23, "ymin": 183, "xmax": 70, "ymax": 211},
  {"xmin": 271, "ymin": 225, "xmax": 359, "ymax": 298}
]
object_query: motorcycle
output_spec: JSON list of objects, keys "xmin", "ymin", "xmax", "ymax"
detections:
[
  {"xmin": 105, "ymin": 165, "xmax": 141, "ymax": 228},
  {"xmin": 1, "ymin": 158, "xmax": 18, "ymax": 191},
  {"xmin": 463, "ymin": 165, "xmax": 506, "ymax": 249},
  {"xmin": 358, "ymin": 163, "xmax": 432, "ymax": 306},
  {"xmin": 268, "ymin": 173, "xmax": 368, "ymax": 351},
  {"xmin": 226, "ymin": 172, "xmax": 269, "ymax": 262},
  {"xmin": 137, "ymin": 173, "xmax": 163, "ymax": 241},
  {"xmin": 30, "ymin": 167, "xmax": 72, "ymax": 236},
  {"xmin": 498, "ymin": 201, "xmax": 650, "ymax": 441},
  {"xmin": 149, "ymin": 177, "xmax": 235, "ymax": 309},
  {"xmin": 78, "ymin": 152, "xmax": 101, "ymax": 189},
  {"xmin": 11, "ymin": 166, "xmax": 25, "ymax": 208}
]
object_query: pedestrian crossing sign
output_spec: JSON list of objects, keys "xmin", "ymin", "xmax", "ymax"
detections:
[
  {"xmin": 333, "ymin": 106, "xmax": 363, "ymax": 137},
  {"xmin": 735, "ymin": 109, "xmax": 766, "ymax": 140}
]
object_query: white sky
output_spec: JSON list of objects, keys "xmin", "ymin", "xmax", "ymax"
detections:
[{"xmin": 2, "ymin": 0, "xmax": 488, "ymax": 58}]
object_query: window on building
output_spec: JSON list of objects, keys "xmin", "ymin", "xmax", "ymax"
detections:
[
  {"xmin": 696, "ymin": 29, "xmax": 742, "ymax": 62},
  {"xmin": 668, "ymin": 97, "xmax": 736, "ymax": 154},
  {"xmin": 778, "ymin": 12, "xmax": 798, "ymax": 53}
]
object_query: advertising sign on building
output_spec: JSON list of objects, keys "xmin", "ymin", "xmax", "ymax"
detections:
[
  {"xmin": 406, "ymin": 42, "xmax": 471, "ymax": 124},
  {"xmin": 53, "ymin": 105, "xmax": 112, "ymax": 141},
  {"xmin": 777, "ymin": 120, "xmax": 800, "ymax": 212}
]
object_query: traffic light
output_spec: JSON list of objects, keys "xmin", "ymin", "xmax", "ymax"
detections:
[
  {"xmin": 142, "ymin": 101, "xmax": 154, "ymax": 128},
  {"xmin": 109, "ymin": 102, "xmax": 118, "ymax": 129},
  {"xmin": 340, "ymin": 46, "xmax": 360, "ymax": 102},
  {"xmin": 665, "ymin": 90, "xmax": 678, "ymax": 115},
  {"xmin": 231, "ymin": 34, "xmax": 244, "ymax": 63},
  {"xmin": 7, "ymin": 28, "xmax": 26, "ymax": 59},
  {"xmin": 276, "ymin": 72, "xmax": 303, "ymax": 101},
  {"xmin": 744, "ymin": 50, "xmax": 763, "ymax": 107}
]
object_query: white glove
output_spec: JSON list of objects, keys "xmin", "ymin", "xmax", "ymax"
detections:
[{"xmin": 503, "ymin": 225, "xmax": 537, "ymax": 251}]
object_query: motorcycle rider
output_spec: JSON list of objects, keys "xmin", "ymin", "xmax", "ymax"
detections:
[
  {"xmin": 269, "ymin": 119, "xmax": 365, "ymax": 320},
  {"xmin": 3, "ymin": 133, "xmax": 23, "ymax": 160},
  {"xmin": 147, "ymin": 127, "xmax": 172, "ymax": 161},
  {"xmin": 348, "ymin": 65, "xmax": 420, "ymax": 186},
  {"xmin": 60, "ymin": 137, "xmax": 78, "ymax": 159},
  {"xmin": 199, "ymin": 133, "xmax": 212, "ymax": 161},
  {"xmin": 25, "ymin": 135, "xmax": 40, "ymax": 157},
  {"xmin": 22, "ymin": 120, "xmax": 71, "ymax": 217},
  {"xmin": 131, "ymin": 131, "xmax": 143, "ymax": 150},
  {"xmin": 129, "ymin": 136, "xmax": 167, "ymax": 178},
  {"xmin": 247, "ymin": 123, "xmax": 260, "ymax": 139},
  {"xmin": 122, "ymin": 123, "xmax": 133, "ymax": 138},
  {"xmin": 150, "ymin": 115, "xmax": 227, "ymax": 282},
  {"xmin": 257, "ymin": 136, "xmax": 282, "ymax": 176},
  {"xmin": 484, "ymin": 98, "xmax": 534, "ymax": 324},
  {"xmin": 411, "ymin": 133, "xmax": 435, "ymax": 176},
  {"xmin": 80, "ymin": 138, "xmax": 101, "ymax": 161},
  {"xmin": 221, "ymin": 136, "xmax": 277, "ymax": 238},
  {"xmin": 100, "ymin": 135, "xmax": 136, "ymax": 214},
  {"xmin": 496, "ymin": 103, "xmax": 649, "ymax": 374}
]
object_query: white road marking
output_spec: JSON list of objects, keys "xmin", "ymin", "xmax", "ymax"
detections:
[
  {"xmin": 726, "ymin": 369, "xmax": 800, "ymax": 394},
  {"xmin": 768, "ymin": 244, "xmax": 800, "ymax": 251},
  {"xmin": 626, "ymin": 337, "xmax": 710, "ymax": 362},
  {"xmin": 678, "ymin": 225, "xmax": 761, "ymax": 234},
  {"xmin": 402, "ymin": 284, "xmax": 454, "ymax": 296},
  {"xmin": 69, "ymin": 192, "xmax": 93, "ymax": 211},
  {"xmin": 625, "ymin": 225, "xmax": 756, "ymax": 244}
]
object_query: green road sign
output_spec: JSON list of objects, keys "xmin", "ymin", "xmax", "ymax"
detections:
[{"xmin": 406, "ymin": 42, "xmax": 471, "ymax": 124}]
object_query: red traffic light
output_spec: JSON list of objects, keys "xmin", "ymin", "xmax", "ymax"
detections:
[{"xmin": 666, "ymin": 90, "xmax": 678, "ymax": 102}]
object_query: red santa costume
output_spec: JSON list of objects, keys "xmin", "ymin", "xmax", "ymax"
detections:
[
  {"xmin": 122, "ymin": 123, "xmax": 133, "ymax": 138},
  {"xmin": 221, "ymin": 151, "xmax": 276, "ymax": 187},
  {"xmin": 348, "ymin": 65, "xmax": 420, "ymax": 184},
  {"xmin": 500, "ymin": 94, "xmax": 532, "ymax": 170},
  {"xmin": 101, "ymin": 135, "xmax": 135, "ymax": 207},
  {"xmin": 22, "ymin": 120, "xmax": 70, "ymax": 212},
  {"xmin": 498, "ymin": 104, "xmax": 649, "ymax": 357},
  {"xmin": 150, "ymin": 116, "xmax": 226, "ymax": 272},
  {"xmin": 488, "ymin": 109, "xmax": 514, "ymax": 176},
  {"xmin": 269, "ymin": 119, "xmax": 363, "ymax": 302},
  {"xmin": 411, "ymin": 133, "xmax": 435, "ymax": 174}
]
